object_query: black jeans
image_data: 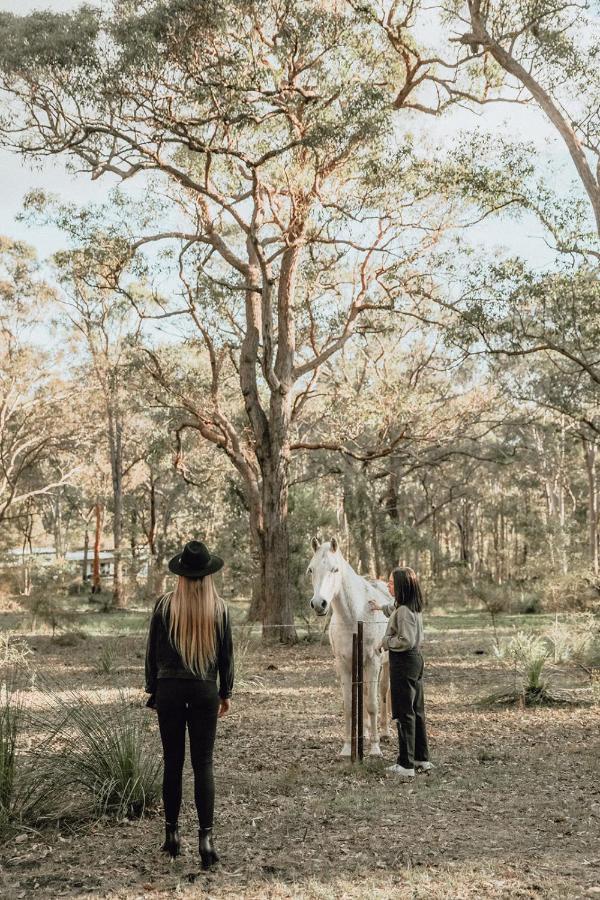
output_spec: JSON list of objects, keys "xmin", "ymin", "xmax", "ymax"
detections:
[
  {"xmin": 155, "ymin": 678, "xmax": 220, "ymax": 828},
  {"xmin": 389, "ymin": 649, "xmax": 429, "ymax": 769}
]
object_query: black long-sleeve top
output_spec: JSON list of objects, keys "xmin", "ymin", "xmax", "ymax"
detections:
[{"xmin": 144, "ymin": 598, "xmax": 234, "ymax": 701}]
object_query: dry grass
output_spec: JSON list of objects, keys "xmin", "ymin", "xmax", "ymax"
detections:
[{"xmin": 0, "ymin": 607, "xmax": 599, "ymax": 899}]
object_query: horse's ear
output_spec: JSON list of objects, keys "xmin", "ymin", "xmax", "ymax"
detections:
[
  {"xmin": 330, "ymin": 536, "xmax": 338, "ymax": 553},
  {"xmin": 311, "ymin": 536, "xmax": 319, "ymax": 552}
]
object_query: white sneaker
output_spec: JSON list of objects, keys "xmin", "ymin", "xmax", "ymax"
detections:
[
  {"xmin": 415, "ymin": 760, "xmax": 434, "ymax": 772},
  {"xmin": 386, "ymin": 764, "xmax": 415, "ymax": 778}
]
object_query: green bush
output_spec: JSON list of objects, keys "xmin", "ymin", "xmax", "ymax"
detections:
[
  {"xmin": 538, "ymin": 571, "xmax": 600, "ymax": 613},
  {"xmin": 545, "ymin": 614, "xmax": 600, "ymax": 665},
  {"xmin": 95, "ymin": 641, "xmax": 119, "ymax": 675},
  {"xmin": 495, "ymin": 631, "xmax": 550, "ymax": 694},
  {"xmin": 0, "ymin": 668, "xmax": 50, "ymax": 837},
  {"xmin": 37, "ymin": 686, "xmax": 161, "ymax": 821},
  {"xmin": 0, "ymin": 674, "xmax": 21, "ymax": 831},
  {"xmin": 53, "ymin": 629, "xmax": 88, "ymax": 648}
]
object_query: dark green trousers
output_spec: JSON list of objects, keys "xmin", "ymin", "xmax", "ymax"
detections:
[{"xmin": 389, "ymin": 648, "xmax": 430, "ymax": 768}]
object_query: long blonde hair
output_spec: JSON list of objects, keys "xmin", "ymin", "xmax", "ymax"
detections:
[{"xmin": 158, "ymin": 575, "xmax": 225, "ymax": 677}]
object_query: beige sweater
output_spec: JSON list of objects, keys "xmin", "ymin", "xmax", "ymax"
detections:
[{"xmin": 380, "ymin": 603, "xmax": 423, "ymax": 652}]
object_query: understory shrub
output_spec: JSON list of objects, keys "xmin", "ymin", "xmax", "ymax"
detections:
[
  {"xmin": 545, "ymin": 614, "xmax": 600, "ymax": 666},
  {"xmin": 538, "ymin": 571, "xmax": 600, "ymax": 613},
  {"xmin": 95, "ymin": 640, "xmax": 120, "ymax": 675},
  {"xmin": 232, "ymin": 624, "xmax": 264, "ymax": 689},
  {"xmin": 0, "ymin": 632, "xmax": 32, "ymax": 670},
  {"xmin": 472, "ymin": 582, "xmax": 511, "ymax": 643},
  {"xmin": 0, "ymin": 672, "xmax": 21, "ymax": 832},
  {"xmin": 36, "ymin": 686, "xmax": 161, "ymax": 821},
  {"xmin": 485, "ymin": 617, "xmax": 600, "ymax": 707},
  {"xmin": 495, "ymin": 631, "xmax": 550, "ymax": 699},
  {"xmin": 0, "ymin": 668, "xmax": 50, "ymax": 836},
  {"xmin": 53, "ymin": 629, "xmax": 88, "ymax": 648}
]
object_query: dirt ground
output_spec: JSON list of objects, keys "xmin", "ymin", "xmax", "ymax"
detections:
[{"xmin": 1, "ymin": 608, "xmax": 599, "ymax": 900}]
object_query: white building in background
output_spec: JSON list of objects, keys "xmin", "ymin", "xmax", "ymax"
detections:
[{"xmin": 3, "ymin": 546, "xmax": 150, "ymax": 579}]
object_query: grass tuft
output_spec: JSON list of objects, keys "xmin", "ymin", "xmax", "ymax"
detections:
[{"xmin": 35, "ymin": 684, "xmax": 161, "ymax": 821}]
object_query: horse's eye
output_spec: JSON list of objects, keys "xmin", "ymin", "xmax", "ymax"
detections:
[
  {"xmin": 307, "ymin": 567, "xmax": 313, "ymax": 575},
  {"xmin": 332, "ymin": 567, "xmax": 339, "ymax": 574}
]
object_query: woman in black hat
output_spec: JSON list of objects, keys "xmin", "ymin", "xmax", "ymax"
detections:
[{"xmin": 144, "ymin": 540, "xmax": 234, "ymax": 868}]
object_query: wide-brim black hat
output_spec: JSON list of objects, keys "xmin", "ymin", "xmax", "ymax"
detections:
[{"xmin": 168, "ymin": 540, "xmax": 224, "ymax": 578}]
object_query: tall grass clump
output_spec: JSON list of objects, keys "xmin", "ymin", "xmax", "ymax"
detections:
[
  {"xmin": 501, "ymin": 632, "xmax": 550, "ymax": 698},
  {"xmin": 0, "ymin": 667, "xmax": 50, "ymax": 837},
  {"xmin": 546, "ymin": 614, "xmax": 600, "ymax": 667},
  {"xmin": 481, "ymin": 631, "xmax": 555, "ymax": 707},
  {"xmin": 95, "ymin": 641, "xmax": 119, "ymax": 675},
  {"xmin": 38, "ymin": 686, "xmax": 160, "ymax": 821},
  {"xmin": 233, "ymin": 624, "xmax": 263, "ymax": 690},
  {"xmin": 472, "ymin": 582, "xmax": 510, "ymax": 645},
  {"xmin": 0, "ymin": 673, "xmax": 22, "ymax": 832},
  {"xmin": 0, "ymin": 632, "xmax": 32, "ymax": 670}
]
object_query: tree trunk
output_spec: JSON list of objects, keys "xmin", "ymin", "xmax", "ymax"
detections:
[
  {"xmin": 430, "ymin": 505, "xmax": 440, "ymax": 579},
  {"xmin": 146, "ymin": 557, "xmax": 167, "ymax": 598},
  {"xmin": 108, "ymin": 401, "xmax": 125, "ymax": 608},
  {"xmin": 82, "ymin": 522, "xmax": 89, "ymax": 585},
  {"xmin": 261, "ymin": 457, "xmax": 296, "ymax": 642},
  {"xmin": 53, "ymin": 489, "xmax": 65, "ymax": 561},
  {"xmin": 92, "ymin": 502, "xmax": 103, "ymax": 594},
  {"xmin": 247, "ymin": 541, "xmax": 266, "ymax": 622},
  {"xmin": 21, "ymin": 508, "xmax": 33, "ymax": 596},
  {"xmin": 381, "ymin": 467, "xmax": 400, "ymax": 573},
  {"xmin": 583, "ymin": 436, "xmax": 599, "ymax": 575},
  {"xmin": 342, "ymin": 467, "xmax": 372, "ymax": 574},
  {"xmin": 370, "ymin": 499, "xmax": 383, "ymax": 577}
]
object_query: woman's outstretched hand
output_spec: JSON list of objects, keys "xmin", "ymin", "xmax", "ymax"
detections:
[
  {"xmin": 218, "ymin": 698, "xmax": 231, "ymax": 718},
  {"xmin": 368, "ymin": 599, "xmax": 381, "ymax": 612}
]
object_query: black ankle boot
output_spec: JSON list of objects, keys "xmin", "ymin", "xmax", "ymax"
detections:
[
  {"xmin": 198, "ymin": 827, "xmax": 219, "ymax": 869},
  {"xmin": 161, "ymin": 821, "xmax": 181, "ymax": 858}
]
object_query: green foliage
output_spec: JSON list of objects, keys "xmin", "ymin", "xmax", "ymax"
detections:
[
  {"xmin": 0, "ymin": 632, "xmax": 32, "ymax": 670},
  {"xmin": 53, "ymin": 629, "xmax": 88, "ymax": 648},
  {"xmin": 0, "ymin": 673, "xmax": 21, "ymax": 831},
  {"xmin": 0, "ymin": 668, "xmax": 50, "ymax": 836},
  {"xmin": 37, "ymin": 686, "xmax": 160, "ymax": 820},
  {"xmin": 494, "ymin": 630, "xmax": 551, "ymax": 701},
  {"xmin": 546, "ymin": 614, "xmax": 600, "ymax": 666},
  {"xmin": 0, "ymin": 7, "xmax": 99, "ymax": 73},
  {"xmin": 96, "ymin": 641, "xmax": 120, "ymax": 675},
  {"xmin": 231, "ymin": 623, "xmax": 264, "ymax": 689}
]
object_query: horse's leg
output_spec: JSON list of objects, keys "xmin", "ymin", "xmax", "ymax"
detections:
[
  {"xmin": 335, "ymin": 654, "xmax": 353, "ymax": 757},
  {"xmin": 379, "ymin": 654, "xmax": 391, "ymax": 739},
  {"xmin": 365, "ymin": 655, "xmax": 382, "ymax": 757}
]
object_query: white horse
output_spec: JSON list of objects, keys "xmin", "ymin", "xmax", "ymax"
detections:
[{"xmin": 307, "ymin": 537, "xmax": 391, "ymax": 757}]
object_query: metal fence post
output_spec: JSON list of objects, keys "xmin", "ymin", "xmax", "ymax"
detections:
[
  {"xmin": 357, "ymin": 620, "xmax": 364, "ymax": 762},
  {"xmin": 351, "ymin": 630, "xmax": 358, "ymax": 762}
]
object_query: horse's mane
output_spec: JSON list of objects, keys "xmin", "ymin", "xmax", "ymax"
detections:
[{"xmin": 362, "ymin": 575, "xmax": 390, "ymax": 598}]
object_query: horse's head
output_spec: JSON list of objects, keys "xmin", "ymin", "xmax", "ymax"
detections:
[{"xmin": 307, "ymin": 536, "xmax": 343, "ymax": 616}]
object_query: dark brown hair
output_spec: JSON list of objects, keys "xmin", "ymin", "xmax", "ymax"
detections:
[{"xmin": 391, "ymin": 566, "xmax": 423, "ymax": 612}]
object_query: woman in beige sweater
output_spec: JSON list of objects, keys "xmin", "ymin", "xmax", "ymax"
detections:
[{"xmin": 369, "ymin": 567, "xmax": 432, "ymax": 779}]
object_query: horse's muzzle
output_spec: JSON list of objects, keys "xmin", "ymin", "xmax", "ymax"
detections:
[{"xmin": 310, "ymin": 598, "xmax": 328, "ymax": 616}]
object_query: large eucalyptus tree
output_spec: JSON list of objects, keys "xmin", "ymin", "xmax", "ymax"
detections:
[{"xmin": 0, "ymin": 1, "xmax": 456, "ymax": 637}]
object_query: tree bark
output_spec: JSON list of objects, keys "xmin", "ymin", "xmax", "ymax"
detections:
[
  {"xmin": 381, "ymin": 468, "xmax": 400, "ymax": 573},
  {"xmin": 92, "ymin": 502, "xmax": 103, "ymax": 595},
  {"xmin": 53, "ymin": 489, "xmax": 65, "ymax": 562},
  {"xmin": 108, "ymin": 396, "xmax": 125, "ymax": 608},
  {"xmin": 582, "ymin": 436, "xmax": 599, "ymax": 575},
  {"xmin": 261, "ymin": 456, "xmax": 295, "ymax": 641},
  {"xmin": 342, "ymin": 466, "xmax": 372, "ymax": 574},
  {"xmin": 468, "ymin": 3, "xmax": 600, "ymax": 236},
  {"xmin": 82, "ymin": 521, "xmax": 89, "ymax": 585}
]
